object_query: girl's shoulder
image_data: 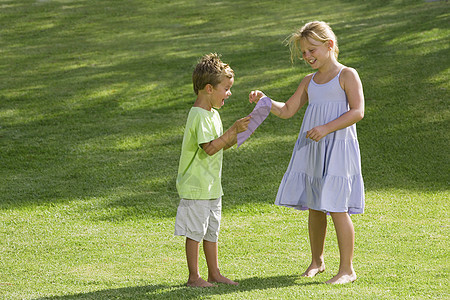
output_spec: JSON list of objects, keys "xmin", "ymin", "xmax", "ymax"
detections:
[
  {"xmin": 339, "ymin": 66, "xmax": 361, "ymax": 89},
  {"xmin": 301, "ymin": 72, "xmax": 315, "ymax": 92},
  {"xmin": 304, "ymin": 72, "xmax": 315, "ymax": 81},
  {"xmin": 340, "ymin": 66, "xmax": 358, "ymax": 76}
]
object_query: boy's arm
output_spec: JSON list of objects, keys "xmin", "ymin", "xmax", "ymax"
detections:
[{"xmin": 201, "ymin": 116, "xmax": 251, "ymax": 156}]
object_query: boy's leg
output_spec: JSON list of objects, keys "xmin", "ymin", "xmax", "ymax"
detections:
[
  {"xmin": 186, "ymin": 238, "xmax": 215, "ymax": 287},
  {"xmin": 203, "ymin": 240, "xmax": 238, "ymax": 285},
  {"xmin": 302, "ymin": 209, "xmax": 327, "ymax": 277},
  {"xmin": 203, "ymin": 198, "xmax": 237, "ymax": 285},
  {"xmin": 325, "ymin": 212, "xmax": 356, "ymax": 284}
]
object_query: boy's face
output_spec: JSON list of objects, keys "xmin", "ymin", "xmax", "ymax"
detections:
[{"xmin": 211, "ymin": 76, "xmax": 234, "ymax": 109}]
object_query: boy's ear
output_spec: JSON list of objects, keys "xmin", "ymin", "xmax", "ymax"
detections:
[{"xmin": 205, "ymin": 83, "xmax": 214, "ymax": 94}]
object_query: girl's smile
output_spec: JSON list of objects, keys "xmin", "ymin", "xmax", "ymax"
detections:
[{"xmin": 308, "ymin": 58, "xmax": 317, "ymax": 65}]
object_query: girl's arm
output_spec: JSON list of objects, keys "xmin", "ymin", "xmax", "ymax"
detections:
[
  {"xmin": 249, "ymin": 74, "xmax": 312, "ymax": 119},
  {"xmin": 306, "ymin": 67, "xmax": 364, "ymax": 142}
]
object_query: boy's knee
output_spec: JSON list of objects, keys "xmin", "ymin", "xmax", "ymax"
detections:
[
  {"xmin": 185, "ymin": 231, "xmax": 205, "ymax": 243},
  {"xmin": 203, "ymin": 232, "xmax": 219, "ymax": 243}
]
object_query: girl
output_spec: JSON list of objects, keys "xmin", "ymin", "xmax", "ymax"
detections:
[{"xmin": 249, "ymin": 21, "xmax": 365, "ymax": 284}]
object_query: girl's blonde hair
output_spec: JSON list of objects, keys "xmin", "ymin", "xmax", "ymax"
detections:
[
  {"xmin": 192, "ymin": 53, "xmax": 234, "ymax": 95},
  {"xmin": 287, "ymin": 21, "xmax": 339, "ymax": 62}
]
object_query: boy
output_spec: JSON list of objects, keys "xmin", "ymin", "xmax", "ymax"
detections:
[{"xmin": 174, "ymin": 53, "xmax": 250, "ymax": 287}]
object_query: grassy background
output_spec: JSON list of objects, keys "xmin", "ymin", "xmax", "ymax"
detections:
[{"xmin": 0, "ymin": 0, "xmax": 449, "ymax": 299}]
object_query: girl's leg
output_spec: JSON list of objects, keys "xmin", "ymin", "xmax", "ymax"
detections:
[
  {"xmin": 186, "ymin": 238, "xmax": 215, "ymax": 287},
  {"xmin": 203, "ymin": 240, "xmax": 238, "ymax": 285},
  {"xmin": 326, "ymin": 212, "xmax": 357, "ymax": 284},
  {"xmin": 302, "ymin": 209, "xmax": 327, "ymax": 277}
]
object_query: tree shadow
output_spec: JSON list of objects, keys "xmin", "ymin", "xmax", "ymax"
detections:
[
  {"xmin": 0, "ymin": 0, "xmax": 448, "ymax": 215},
  {"xmin": 35, "ymin": 275, "xmax": 320, "ymax": 300},
  {"xmin": 1, "ymin": 2, "xmax": 447, "ymax": 299}
]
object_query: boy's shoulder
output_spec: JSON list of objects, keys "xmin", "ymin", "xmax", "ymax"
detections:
[
  {"xmin": 188, "ymin": 107, "xmax": 220, "ymax": 118},
  {"xmin": 185, "ymin": 107, "xmax": 220, "ymax": 128}
]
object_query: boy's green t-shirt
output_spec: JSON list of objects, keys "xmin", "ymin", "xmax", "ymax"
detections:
[{"xmin": 176, "ymin": 107, "xmax": 224, "ymax": 200}]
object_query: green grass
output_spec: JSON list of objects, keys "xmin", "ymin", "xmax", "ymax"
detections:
[{"xmin": 0, "ymin": 0, "xmax": 449, "ymax": 299}]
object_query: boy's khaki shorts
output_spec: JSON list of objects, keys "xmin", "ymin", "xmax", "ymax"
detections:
[{"xmin": 174, "ymin": 198, "xmax": 222, "ymax": 242}]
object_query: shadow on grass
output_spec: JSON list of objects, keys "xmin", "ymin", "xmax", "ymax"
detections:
[
  {"xmin": 1, "ymin": 0, "xmax": 448, "ymax": 214},
  {"xmin": 35, "ymin": 275, "xmax": 320, "ymax": 299}
]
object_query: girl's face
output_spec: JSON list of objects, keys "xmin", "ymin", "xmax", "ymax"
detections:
[
  {"xmin": 211, "ymin": 76, "xmax": 233, "ymax": 109},
  {"xmin": 300, "ymin": 37, "xmax": 332, "ymax": 69}
]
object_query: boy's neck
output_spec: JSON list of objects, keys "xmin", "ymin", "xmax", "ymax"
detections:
[{"xmin": 193, "ymin": 95, "xmax": 212, "ymax": 111}]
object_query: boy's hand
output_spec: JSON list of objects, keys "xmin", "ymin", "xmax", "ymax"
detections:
[
  {"xmin": 249, "ymin": 90, "xmax": 266, "ymax": 104},
  {"xmin": 234, "ymin": 116, "xmax": 251, "ymax": 133}
]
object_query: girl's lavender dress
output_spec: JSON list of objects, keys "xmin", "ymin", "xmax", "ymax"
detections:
[{"xmin": 275, "ymin": 69, "xmax": 364, "ymax": 214}]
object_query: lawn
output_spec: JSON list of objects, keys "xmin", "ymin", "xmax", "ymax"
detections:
[{"xmin": 0, "ymin": 0, "xmax": 449, "ymax": 299}]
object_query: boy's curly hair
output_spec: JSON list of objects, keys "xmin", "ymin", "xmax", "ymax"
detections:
[{"xmin": 192, "ymin": 53, "xmax": 234, "ymax": 95}]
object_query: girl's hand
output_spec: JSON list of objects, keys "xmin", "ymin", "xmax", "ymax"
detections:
[
  {"xmin": 249, "ymin": 90, "xmax": 266, "ymax": 104},
  {"xmin": 306, "ymin": 125, "xmax": 330, "ymax": 142}
]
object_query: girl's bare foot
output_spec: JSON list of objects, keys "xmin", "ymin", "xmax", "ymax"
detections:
[
  {"xmin": 208, "ymin": 274, "xmax": 239, "ymax": 286},
  {"xmin": 301, "ymin": 263, "xmax": 325, "ymax": 277},
  {"xmin": 187, "ymin": 277, "xmax": 216, "ymax": 288},
  {"xmin": 325, "ymin": 271, "xmax": 357, "ymax": 284}
]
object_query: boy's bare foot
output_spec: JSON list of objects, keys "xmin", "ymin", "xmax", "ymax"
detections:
[
  {"xmin": 301, "ymin": 263, "xmax": 325, "ymax": 277},
  {"xmin": 208, "ymin": 274, "xmax": 239, "ymax": 286},
  {"xmin": 325, "ymin": 271, "xmax": 357, "ymax": 284},
  {"xmin": 187, "ymin": 277, "xmax": 216, "ymax": 288}
]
